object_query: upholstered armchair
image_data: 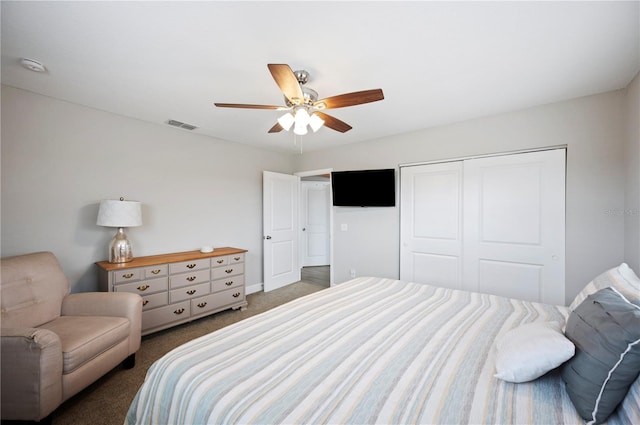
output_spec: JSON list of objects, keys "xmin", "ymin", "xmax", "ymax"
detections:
[{"xmin": 1, "ymin": 251, "xmax": 142, "ymax": 422}]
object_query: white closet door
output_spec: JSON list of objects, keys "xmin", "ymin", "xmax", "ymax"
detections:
[
  {"xmin": 400, "ymin": 161, "xmax": 463, "ymax": 289},
  {"xmin": 400, "ymin": 149, "xmax": 566, "ymax": 304},
  {"xmin": 463, "ymin": 149, "xmax": 565, "ymax": 305}
]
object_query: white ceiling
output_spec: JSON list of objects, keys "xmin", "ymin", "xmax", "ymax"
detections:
[{"xmin": 2, "ymin": 1, "xmax": 639, "ymax": 153}]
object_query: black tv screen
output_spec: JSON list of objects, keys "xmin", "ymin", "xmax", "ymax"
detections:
[{"xmin": 331, "ymin": 169, "xmax": 396, "ymax": 207}]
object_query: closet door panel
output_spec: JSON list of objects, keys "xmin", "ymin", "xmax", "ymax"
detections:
[
  {"xmin": 478, "ymin": 260, "xmax": 543, "ymax": 303},
  {"xmin": 463, "ymin": 149, "xmax": 565, "ymax": 304},
  {"xmin": 400, "ymin": 162, "xmax": 463, "ymax": 289}
]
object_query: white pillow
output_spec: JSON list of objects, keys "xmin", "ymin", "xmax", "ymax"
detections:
[
  {"xmin": 569, "ymin": 263, "xmax": 640, "ymax": 311},
  {"xmin": 494, "ymin": 321, "xmax": 575, "ymax": 383}
]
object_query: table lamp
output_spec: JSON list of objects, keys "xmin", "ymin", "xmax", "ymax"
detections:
[{"xmin": 97, "ymin": 197, "xmax": 142, "ymax": 263}]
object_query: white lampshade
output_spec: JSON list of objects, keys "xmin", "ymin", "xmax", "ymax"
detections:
[
  {"xmin": 97, "ymin": 199, "xmax": 142, "ymax": 227},
  {"xmin": 293, "ymin": 109, "xmax": 310, "ymax": 135},
  {"xmin": 295, "ymin": 108, "xmax": 310, "ymax": 126},
  {"xmin": 277, "ymin": 112, "xmax": 295, "ymax": 131},
  {"xmin": 309, "ymin": 113, "xmax": 325, "ymax": 132}
]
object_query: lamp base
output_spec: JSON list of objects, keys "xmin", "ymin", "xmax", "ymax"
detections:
[{"xmin": 109, "ymin": 227, "xmax": 134, "ymax": 263}]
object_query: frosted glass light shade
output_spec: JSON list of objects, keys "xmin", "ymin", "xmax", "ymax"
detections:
[
  {"xmin": 97, "ymin": 199, "xmax": 142, "ymax": 227},
  {"xmin": 294, "ymin": 120, "xmax": 308, "ymax": 135},
  {"xmin": 293, "ymin": 109, "xmax": 310, "ymax": 135},
  {"xmin": 277, "ymin": 112, "xmax": 295, "ymax": 131},
  {"xmin": 295, "ymin": 108, "xmax": 310, "ymax": 126},
  {"xmin": 309, "ymin": 113, "xmax": 325, "ymax": 132}
]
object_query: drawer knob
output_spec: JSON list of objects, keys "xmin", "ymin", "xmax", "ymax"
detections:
[
  {"xmin": 174, "ymin": 308, "xmax": 185, "ymax": 315},
  {"xmin": 142, "ymin": 300, "xmax": 149, "ymax": 306},
  {"xmin": 234, "ymin": 257, "xmax": 241, "ymax": 261},
  {"xmin": 186, "ymin": 276, "xmax": 196, "ymax": 282},
  {"xmin": 150, "ymin": 269, "xmax": 161, "ymax": 275},
  {"xmin": 225, "ymin": 269, "xmax": 233, "ymax": 274},
  {"xmin": 225, "ymin": 281, "xmax": 233, "ymax": 286},
  {"xmin": 233, "ymin": 292, "xmax": 241, "ymax": 298},
  {"xmin": 137, "ymin": 285, "xmax": 150, "ymax": 291},
  {"xmin": 217, "ymin": 259, "xmax": 224, "ymax": 264},
  {"xmin": 186, "ymin": 289, "xmax": 196, "ymax": 295},
  {"xmin": 123, "ymin": 273, "xmax": 134, "ymax": 279},
  {"xmin": 197, "ymin": 302, "xmax": 207, "ymax": 308},
  {"xmin": 186, "ymin": 263, "xmax": 196, "ymax": 269}
]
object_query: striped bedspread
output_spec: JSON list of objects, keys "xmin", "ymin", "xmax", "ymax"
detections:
[{"xmin": 126, "ymin": 277, "xmax": 637, "ymax": 424}]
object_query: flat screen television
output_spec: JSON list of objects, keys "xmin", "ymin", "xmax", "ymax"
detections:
[{"xmin": 331, "ymin": 169, "xmax": 395, "ymax": 207}]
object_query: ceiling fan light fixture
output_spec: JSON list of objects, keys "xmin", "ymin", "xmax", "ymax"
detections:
[
  {"xmin": 309, "ymin": 113, "xmax": 325, "ymax": 132},
  {"xmin": 294, "ymin": 108, "xmax": 310, "ymax": 127},
  {"xmin": 277, "ymin": 112, "xmax": 295, "ymax": 131},
  {"xmin": 293, "ymin": 111, "xmax": 309, "ymax": 135},
  {"xmin": 293, "ymin": 122, "xmax": 308, "ymax": 135}
]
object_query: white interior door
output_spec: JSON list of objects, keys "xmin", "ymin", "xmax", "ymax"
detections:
[
  {"xmin": 263, "ymin": 171, "xmax": 300, "ymax": 292},
  {"xmin": 400, "ymin": 149, "xmax": 566, "ymax": 304},
  {"xmin": 463, "ymin": 149, "xmax": 566, "ymax": 304},
  {"xmin": 301, "ymin": 181, "xmax": 330, "ymax": 267},
  {"xmin": 400, "ymin": 161, "xmax": 464, "ymax": 288}
]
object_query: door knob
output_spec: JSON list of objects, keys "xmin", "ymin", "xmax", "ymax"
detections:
[
  {"xmin": 264, "ymin": 235, "xmax": 272, "ymax": 240},
  {"xmin": 302, "ymin": 228, "xmax": 306, "ymax": 231}
]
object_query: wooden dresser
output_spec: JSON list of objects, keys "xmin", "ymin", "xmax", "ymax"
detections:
[{"xmin": 97, "ymin": 247, "xmax": 247, "ymax": 335}]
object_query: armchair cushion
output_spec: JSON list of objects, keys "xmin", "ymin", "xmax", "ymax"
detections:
[
  {"xmin": 39, "ymin": 316, "xmax": 130, "ymax": 374},
  {"xmin": 1, "ymin": 252, "xmax": 69, "ymax": 328}
]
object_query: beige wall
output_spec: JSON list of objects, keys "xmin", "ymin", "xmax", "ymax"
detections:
[
  {"xmin": 2, "ymin": 83, "xmax": 636, "ymax": 304},
  {"xmin": 296, "ymin": 90, "xmax": 629, "ymax": 304},
  {"xmin": 1, "ymin": 85, "xmax": 295, "ymax": 292},
  {"xmin": 625, "ymin": 71, "xmax": 640, "ymax": 272}
]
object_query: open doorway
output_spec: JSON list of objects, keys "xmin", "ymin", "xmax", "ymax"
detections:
[{"xmin": 296, "ymin": 169, "xmax": 332, "ymax": 288}]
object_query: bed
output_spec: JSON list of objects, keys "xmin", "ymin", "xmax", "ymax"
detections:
[{"xmin": 126, "ymin": 272, "xmax": 640, "ymax": 425}]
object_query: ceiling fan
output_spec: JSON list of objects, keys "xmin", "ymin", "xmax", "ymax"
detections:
[{"xmin": 214, "ymin": 64, "xmax": 384, "ymax": 135}]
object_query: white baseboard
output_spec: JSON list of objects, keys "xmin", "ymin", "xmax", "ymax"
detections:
[{"xmin": 246, "ymin": 282, "xmax": 263, "ymax": 295}]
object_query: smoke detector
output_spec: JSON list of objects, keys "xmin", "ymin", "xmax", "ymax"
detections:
[{"xmin": 20, "ymin": 58, "xmax": 46, "ymax": 72}]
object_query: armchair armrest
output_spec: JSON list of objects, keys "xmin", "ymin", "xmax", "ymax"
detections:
[
  {"xmin": 62, "ymin": 292, "xmax": 141, "ymax": 318},
  {"xmin": 0, "ymin": 327, "xmax": 63, "ymax": 421},
  {"xmin": 61, "ymin": 292, "xmax": 142, "ymax": 354}
]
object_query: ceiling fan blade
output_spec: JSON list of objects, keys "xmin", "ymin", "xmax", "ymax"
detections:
[
  {"xmin": 314, "ymin": 89, "xmax": 384, "ymax": 109},
  {"xmin": 268, "ymin": 122, "xmax": 284, "ymax": 133},
  {"xmin": 214, "ymin": 103, "xmax": 281, "ymax": 110},
  {"xmin": 267, "ymin": 64, "xmax": 304, "ymax": 105},
  {"xmin": 315, "ymin": 112, "xmax": 352, "ymax": 133}
]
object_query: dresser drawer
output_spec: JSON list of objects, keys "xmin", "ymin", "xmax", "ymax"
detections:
[
  {"xmin": 169, "ymin": 258, "xmax": 210, "ymax": 274},
  {"xmin": 211, "ymin": 263, "xmax": 244, "ymax": 280},
  {"xmin": 191, "ymin": 294, "xmax": 219, "ymax": 315},
  {"xmin": 169, "ymin": 282, "xmax": 210, "ymax": 303},
  {"xmin": 191, "ymin": 287, "xmax": 245, "ymax": 316},
  {"xmin": 115, "ymin": 277, "xmax": 168, "ymax": 295},
  {"xmin": 229, "ymin": 253, "xmax": 245, "ymax": 264},
  {"xmin": 212, "ymin": 275, "xmax": 244, "ymax": 293},
  {"xmin": 114, "ymin": 268, "xmax": 142, "ymax": 283},
  {"xmin": 217, "ymin": 286, "xmax": 245, "ymax": 306},
  {"xmin": 211, "ymin": 256, "xmax": 229, "ymax": 267},
  {"xmin": 144, "ymin": 264, "xmax": 168, "ymax": 278},
  {"xmin": 142, "ymin": 301, "xmax": 190, "ymax": 330},
  {"xmin": 169, "ymin": 269, "xmax": 210, "ymax": 289},
  {"xmin": 141, "ymin": 292, "xmax": 168, "ymax": 311}
]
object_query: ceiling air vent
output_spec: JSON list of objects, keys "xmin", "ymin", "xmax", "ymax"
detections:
[{"xmin": 166, "ymin": 119, "xmax": 197, "ymax": 131}]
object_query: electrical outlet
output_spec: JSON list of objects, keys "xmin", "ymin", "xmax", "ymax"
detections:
[{"xmin": 350, "ymin": 268, "xmax": 356, "ymax": 278}]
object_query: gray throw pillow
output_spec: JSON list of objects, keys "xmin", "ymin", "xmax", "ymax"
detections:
[{"xmin": 561, "ymin": 287, "xmax": 640, "ymax": 424}]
